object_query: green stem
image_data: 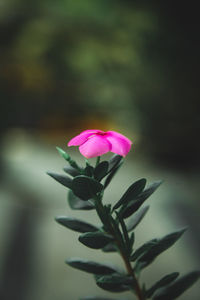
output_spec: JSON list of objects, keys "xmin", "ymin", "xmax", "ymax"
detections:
[{"xmin": 94, "ymin": 196, "xmax": 144, "ymax": 300}]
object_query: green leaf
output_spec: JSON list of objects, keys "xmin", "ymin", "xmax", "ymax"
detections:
[
  {"xmin": 120, "ymin": 181, "xmax": 162, "ymax": 218},
  {"xmin": 68, "ymin": 190, "xmax": 95, "ymax": 210},
  {"xmin": 130, "ymin": 239, "xmax": 158, "ymax": 262},
  {"xmin": 102, "ymin": 242, "xmax": 118, "ymax": 253},
  {"xmin": 63, "ymin": 166, "xmax": 80, "ymax": 177},
  {"xmin": 135, "ymin": 228, "xmax": 187, "ymax": 269},
  {"xmin": 108, "ymin": 154, "xmax": 123, "ymax": 172},
  {"xmin": 95, "ymin": 273, "xmax": 133, "ymax": 292},
  {"xmin": 56, "ymin": 147, "xmax": 81, "ymax": 170},
  {"xmin": 55, "ymin": 216, "xmax": 99, "ymax": 233},
  {"xmin": 56, "ymin": 147, "xmax": 71, "ymax": 160},
  {"xmin": 94, "ymin": 161, "xmax": 109, "ymax": 181},
  {"xmin": 72, "ymin": 176, "xmax": 103, "ymax": 200},
  {"xmin": 152, "ymin": 271, "xmax": 200, "ymax": 300},
  {"xmin": 126, "ymin": 206, "xmax": 149, "ymax": 232},
  {"xmin": 79, "ymin": 231, "xmax": 114, "ymax": 249},
  {"xmin": 113, "ymin": 179, "xmax": 146, "ymax": 210},
  {"xmin": 146, "ymin": 272, "xmax": 179, "ymax": 298},
  {"xmin": 47, "ymin": 172, "xmax": 72, "ymax": 189},
  {"xmin": 104, "ymin": 162, "xmax": 123, "ymax": 189},
  {"xmin": 66, "ymin": 258, "xmax": 117, "ymax": 275},
  {"xmin": 128, "ymin": 232, "xmax": 135, "ymax": 251},
  {"xmin": 84, "ymin": 165, "xmax": 94, "ymax": 177}
]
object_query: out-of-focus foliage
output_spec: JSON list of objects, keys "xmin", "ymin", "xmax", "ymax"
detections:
[{"xmin": 0, "ymin": 0, "xmax": 199, "ymax": 169}]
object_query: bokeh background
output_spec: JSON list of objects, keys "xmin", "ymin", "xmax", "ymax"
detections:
[{"xmin": 0, "ymin": 1, "xmax": 200, "ymax": 299}]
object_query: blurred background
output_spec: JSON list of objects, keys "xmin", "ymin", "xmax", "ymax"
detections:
[{"xmin": 0, "ymin": 1, "xmax": 199, "ymax": 299}]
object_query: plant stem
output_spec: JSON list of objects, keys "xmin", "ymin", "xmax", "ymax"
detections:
[
  {"xmin": 120, "ymin": 250, "xmax": 144, "ymax": 300},
  {"xmin": 94, "ymin": 198, "xmax": 144, "ymax": 300}
]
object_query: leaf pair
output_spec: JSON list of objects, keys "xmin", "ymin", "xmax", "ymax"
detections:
[
  {"xmin": 152, "ymin": 271, "xmax": 200, "ymax": 300},
  {"xmin": 131, "ymin": 228, "xmax": 187, "ymax": 271},
  {"xmin": 116, "ymin": 180, "xmax": 162, "ymax": 219}
]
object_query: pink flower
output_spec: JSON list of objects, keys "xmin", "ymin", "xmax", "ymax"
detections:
[{"xmin": 68, "ymin": 129, "xmax": 132, "ymax": 158}]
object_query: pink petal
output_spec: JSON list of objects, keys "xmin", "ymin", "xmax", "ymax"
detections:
[
  {"xmin": 79, "ymin": 135, "xmax": 111, "ymax": 158},
  {"xmin": 105, "ymin": 131, "xmax": 132, "ymax": 156},
  {"xmin": 68, "ymin": 129, "xmax": 103, "ymax": 146}
]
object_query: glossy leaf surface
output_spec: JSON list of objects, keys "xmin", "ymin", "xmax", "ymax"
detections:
[{"xmin": 72, "ymin": 175, "xmax": 103, "ymax": 200}]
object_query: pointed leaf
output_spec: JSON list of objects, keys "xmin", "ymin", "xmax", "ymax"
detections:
[
  {"xmin": 47, "ymin": 172, "xmax": 72, "ymax": 189},
  {"xmin": 135, "ymin": 228, "xmax": 187, "ymax": 269},
  {"xmin": 108, "ymin": 154, "xmax": 123, "ymax": 172},
  {"xmin": 79, "ymin": 231, "xmax": 114, "ymax": 249},
  {"xmin": 63, "ymin": 166, "xmax": 80, "ymax": 177},
  {"xmin": 94, "ymin": 161, "xmax": 109, "ymax": 181},
  {"xmin": 66, "ymin": 258, "xmax": 117, "ymax": 275},
  {"xmin": 120, "ymin": 181, "xmax": 162, "ymax": 218},
  {"xmin": 68, "ymin": 190, "xmax": 95, "ymax": 210},
  {"xmin": 104, "ymin": 162, "xmax": 123, "ymax": 189},
  {"xmin": 72, "ymin": 176, "xmax": 103, "ymax": 200},
  {"xmin": 56, "ymin": 147, "xmax": 71, "ymax": 160},
  {"xmin": 126, "ymin": 206, "xmax": 149, "ymax": 232},
  {"xmin": 95, "ymin": 273, "xmax": 133, "ymax": 292},
  {"xmin": 55, "ymin": 216, "xmax": 99, "ymax": 233},
  {"xmin": 84, "ymin": 165, "xmax": 94, "ymax": 177},
  {"xmin": 56, "ymin": 147, "xmax": 81, "ymax": 170},
  {"xmin": 130, "ymin": 239, "xmax": 158, "ymax": 261},
  {"xmin": 153, "ymin": 271, "xmax": 200, "ymax": 300},
  {"xmin": 146, "ymin": 272, "xmax": 179, "ymax": 298},
  {"xmin": 102, "ymin": 242, "xmax": 118, "ymax": 253},
  {"xmin": 128, "ymin": 232, "xmax": 135, "ymax": 251},
  {"xmin": 113, "ymin": 179, "xmax": 146, "ymax": 210}
]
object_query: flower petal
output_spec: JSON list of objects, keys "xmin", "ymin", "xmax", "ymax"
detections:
[
  {"xmin": 68, "ymin": 129, "xmax": 103, "ymax": 146},
  {"xmin": 79, "ymin": 135, "xmax": 111, "ymax": 158},
  {"xmin": 106, "ymin": 131, "xmax": 132, "ymax": 156}
]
